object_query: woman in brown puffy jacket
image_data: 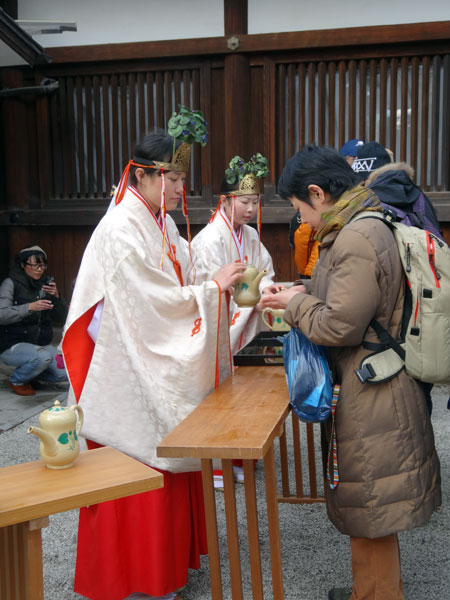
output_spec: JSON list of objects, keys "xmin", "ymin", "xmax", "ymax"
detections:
[{"xmin": 260, "ymin": 145, "xmax": 441, "ymax": 600}]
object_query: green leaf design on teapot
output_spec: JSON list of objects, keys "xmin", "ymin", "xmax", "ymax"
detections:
[
  {"xmin": 57, "ymin": 430, "xmax": 78, "ymax": 451},
  {"xmin": 58, "ymin": 432, "xmax": 69, "ymax": 445}
]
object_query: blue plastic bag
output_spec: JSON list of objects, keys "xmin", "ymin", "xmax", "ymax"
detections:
[{"xmin": 283, "ymin": 327, "xmax": 333, "ymax": 423}]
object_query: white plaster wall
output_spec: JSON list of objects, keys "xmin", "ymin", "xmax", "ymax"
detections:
[
  {"xmin": 18, "ymin": 0, "xmax": 225, "ymax": 47},
  {"xmin": 0, "ymin": 41, "xmax": 27, "ymax": 67},
  {"xmin": 1, "ymin": 0, "xmax": 449, "ymax": 66},
  {"xmin": 248, "ymin": 0, "xmax": 450, "ymax": 33}
]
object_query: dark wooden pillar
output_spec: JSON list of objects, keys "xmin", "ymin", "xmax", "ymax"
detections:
[
  {"xmin": 224, "ymin": 0, "xmax": 249, "ymax": 163},
  {"xmin": 0, "ymin": 68, "xmax": 30, "ymax": 210}
]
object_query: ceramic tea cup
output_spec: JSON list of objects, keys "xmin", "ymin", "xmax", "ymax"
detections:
[{"xmin": 261, "ymin": 308, "xmax": 290, "ymax": 332}]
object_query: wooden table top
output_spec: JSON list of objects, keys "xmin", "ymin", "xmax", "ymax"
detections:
[
  {"xmin": 157, "ymin": 366, "xmax": 289, "ymax": 461},
  {"xmin": 0, "ymin": 446, "xmax": 163, "ymax": 527}
]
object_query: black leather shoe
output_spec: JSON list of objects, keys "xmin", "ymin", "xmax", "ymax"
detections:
[{"xmin": 328, "ymin": 588, "xmax": 352, "ymax": 600}]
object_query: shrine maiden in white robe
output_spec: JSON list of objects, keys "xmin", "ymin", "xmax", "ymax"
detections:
[
  {"xmin": 62, "ymin": 186, "xmax": 231, "ymax": 473},
  {"xmin": 192, "ymin": 206, "xmax": 275, "ymax": 354}
]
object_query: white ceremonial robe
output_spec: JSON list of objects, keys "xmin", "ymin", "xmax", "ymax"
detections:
[
  {"xmin": 62, "ymin": 187, "xmax": 231, "ymax": 473},
  {"xmin": 192, "ymin": 208, "xmax": 275, "ymax": 354}
]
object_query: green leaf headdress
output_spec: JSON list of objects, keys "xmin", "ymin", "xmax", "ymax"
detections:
[
  {"xmin": 224, "ymin": 153, "xmax": 269, "ymax": 196},
  {"xmin": 152, "ymin": 106, "xmax": 208, "ymax": 172}
]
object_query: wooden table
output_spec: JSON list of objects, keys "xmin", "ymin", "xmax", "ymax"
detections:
[
  {"xmin": 0, "ymin": 446, "xmax": 163, "ymax": 600},
  {"xmin": 158, "ymin": 365, "xmax": 289, "ymax": 600}
]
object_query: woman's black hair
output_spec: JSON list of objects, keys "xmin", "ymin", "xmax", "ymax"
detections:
[
  {"xmin": 219, "ymin": 177, "xmax": 240, "ymax": 195},
  {"xmin": 129, "ymin": 130, "xmax": 182, "ymax": 185},
  {"xmin": 277, "ymin": 145, "xmax": 362, "ymax": 205}
]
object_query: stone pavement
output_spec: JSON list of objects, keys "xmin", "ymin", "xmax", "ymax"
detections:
[
  {"xmin": 0, "ymin": 360, "xmax": 69, "ymax": 432},
  {"xmin": 0, "ymin": 375, "xmax": 449, "ymax": 599}
]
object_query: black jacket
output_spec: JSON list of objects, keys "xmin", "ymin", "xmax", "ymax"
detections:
[
  {"xmin": 0, "ymin": 266, "xmax": 68, "ymax": 353},
  {"xmin": 367, "ymin": 162, "xmax": 443, "ymax": 239}
]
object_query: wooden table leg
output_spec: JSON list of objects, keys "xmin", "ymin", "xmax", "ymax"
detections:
[
  {"xmin": 264, "ymin": 444, "xmax": 285, "ymax": 599},
  {"xmin": 292, "ymin": 413, "xmax": 305, "ymax": 498},
  {"xmin": 223, "ymin": 459, "xmax": 243, "ymax": 600},
  {"xmin": 278, "ymin": 421, "xmax": 291, "ymax": 498},
  {"xmin": 201, "ymin": 458, "xmax": 223, "ymax": 600},
  {"xmin": 243, "ymin": 459, "xmax": 264, "ymax": 599},
  {"xmin": 0, "ymin": 517, "xmax": 49, "ymax": 600}
]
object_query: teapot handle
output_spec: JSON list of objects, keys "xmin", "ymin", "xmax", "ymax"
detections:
[
  {"xmin": 70, "ymin": 404, "xmax": 84, "ymax": 435},
  {"xmin": 261, "ymin": 308, "xmax": 273, "ymax": 330}
]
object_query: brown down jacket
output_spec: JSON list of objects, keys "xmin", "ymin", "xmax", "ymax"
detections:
[{"xmin": 284, "ymin": 214, "xmax": 441, "ymax": 539}]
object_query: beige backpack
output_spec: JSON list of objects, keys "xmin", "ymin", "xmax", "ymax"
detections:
[{"xmin": 352, "ymin": 211, "xmax": 450, "ymax": 385}]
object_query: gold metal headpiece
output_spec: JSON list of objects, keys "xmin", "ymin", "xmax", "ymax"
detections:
[
  {"xmin": 152, "ymin": 142, "xmax": 191, "ymax": 172},
  {"xmin": 233, "ymin": 173, "xmax": 261, "ymax": 196}
]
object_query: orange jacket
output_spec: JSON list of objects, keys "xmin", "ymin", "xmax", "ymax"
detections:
[{"xmin": 294, "ymin": 223, "xmax": 319, "ymax": 278}]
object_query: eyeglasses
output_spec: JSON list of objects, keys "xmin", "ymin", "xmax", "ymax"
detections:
[{"xmin": 25, "ymin": 262, "xmax": 47, "ymax": 271}]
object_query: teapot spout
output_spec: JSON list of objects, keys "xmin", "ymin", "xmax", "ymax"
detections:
[
  {"xmin": 250, "ymin": 269, "xmax": 267, "ymax": 292},
  {"xmin": 28, "ymin": 426, "xmax": 58, "ymax": 457}
]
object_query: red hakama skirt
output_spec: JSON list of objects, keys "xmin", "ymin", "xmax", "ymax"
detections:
[{"xmin": 73, "ymin": 442, "xmax": 208, "ymax": 600}]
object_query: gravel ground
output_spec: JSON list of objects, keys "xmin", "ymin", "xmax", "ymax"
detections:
[{"xmin": 0, "ymin": 385, "xmax": 448, "ymax": 600}]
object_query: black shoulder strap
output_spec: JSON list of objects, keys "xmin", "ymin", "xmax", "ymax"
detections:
[
  {"xmin": 352, "ymin": 213, "xmax": 407, "ymax": 361},
  {"xmin": 367, "ymin": 319, "xmax": 406, "ymax": 361}
]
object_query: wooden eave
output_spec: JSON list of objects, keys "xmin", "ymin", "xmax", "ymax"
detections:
[
  {"xmin": 0, "ymin": 7, "xmax": 51, "ymax": 66},
  {"xmin": 44, "ymin": 20, "xmax": 450, "ymax": 64}
]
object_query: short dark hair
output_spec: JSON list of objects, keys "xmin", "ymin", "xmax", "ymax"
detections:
[
  {"xmin": 129, "ymin": 130, "xmax": 181, "ymax": 185},
  {"xmin": 219, "ymin": 177, "xmax": 240, "ymax": 195},
  {"xmin": 278, "ymin": 145, "xmax": 362, "ymax": 205}
]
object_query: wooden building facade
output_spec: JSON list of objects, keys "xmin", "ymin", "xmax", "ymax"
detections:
[{"xmin": 1, "ymin": 6, "xmax": 450, "ymax": 298}]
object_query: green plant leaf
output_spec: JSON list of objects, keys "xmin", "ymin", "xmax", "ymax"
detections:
[{"xmin": 168, "ymin": 124, "xmax": 183, "ymax": 137}]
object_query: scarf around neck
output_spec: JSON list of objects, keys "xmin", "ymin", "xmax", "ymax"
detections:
[{"xmin": 315, "ymin": 184, "xmax": 382, "ymax": 243}]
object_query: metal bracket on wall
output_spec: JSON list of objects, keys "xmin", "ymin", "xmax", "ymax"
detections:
[
  {"xmin": 227, "ymin": 36, "xmax": 240, "ymax": 51},
  {"xmin": 0, "ymin": 78, "xmax": 59, "ymax": 98}
]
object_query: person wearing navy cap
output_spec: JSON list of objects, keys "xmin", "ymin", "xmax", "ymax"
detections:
[
  {"xmin": 339, "ymin": 138, "xmax": 364, "ymax": 165},
  {"xmin": 351, "ymin": 141, "xmax": 392, "ymax": 180}
]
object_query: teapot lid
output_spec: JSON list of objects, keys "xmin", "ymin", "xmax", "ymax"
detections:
[
  {"xmin": 39, "ymin": 399, "xmax": 76, "ymax": 427},
  {"xmin": 47, "ymin": 399, "xmax": 66, "ymax": 413}
]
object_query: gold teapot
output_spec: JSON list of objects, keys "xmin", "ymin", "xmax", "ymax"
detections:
[
  {"xmin": 28, "ymin": 400, "xmax": 84, "ymax": 469},
  {"xmin": 233, "ymin": 264, "xmax": 267, "ymax": 307}
]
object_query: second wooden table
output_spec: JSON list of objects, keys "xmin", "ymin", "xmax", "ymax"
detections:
[{"xmin": 158, "ymin": 365, "xmax": 289, "ymax": 600}]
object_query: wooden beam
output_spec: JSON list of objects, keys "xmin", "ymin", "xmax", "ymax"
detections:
[
  {"xmin": 44, "ymin": 21, "xmax": 450, "ymax": 65},
  {"xmin": 224, "ymin": 53, "xmax": 250, "ymax": 162},
  {"xmin": 224, "ymin": 0, "xmax": 247, "ymax": 35},
  {"xmin": 2, "ymin": 194, "xmax": 450, "ymax": 226},
  {"xmin": 0, "ymin": 69, "xmax": 29, "ymax": 209},
  {"xmin": 224, "ymin": 0, "xmax": 249, "ymax": 163},
  {"xmin": 0, "ymin": 6, "xmax": 50, "ymax": 65}
]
